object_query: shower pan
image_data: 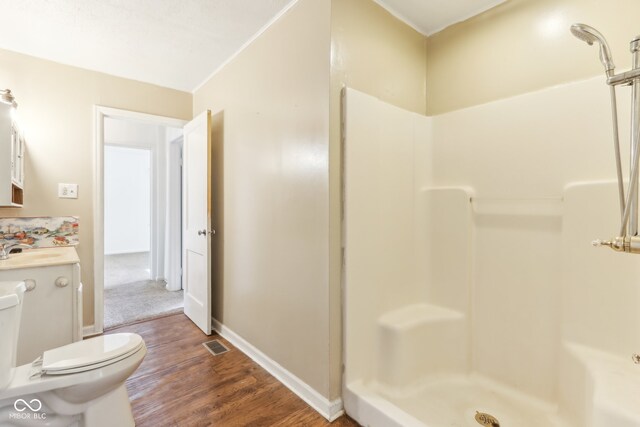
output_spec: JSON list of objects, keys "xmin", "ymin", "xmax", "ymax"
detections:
[{"xmin": 342, "ymin": 85, "xmax": 640, "ymax": 427}]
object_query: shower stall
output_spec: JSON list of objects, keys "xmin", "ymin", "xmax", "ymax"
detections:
[{"xmin": 342, "ymin": 82, "xmax": 640, "ymax": 426}]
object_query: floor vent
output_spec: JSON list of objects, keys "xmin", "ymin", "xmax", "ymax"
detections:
[{"xmin": 203, "ymin": 339, "xmax": 230, "ymax": 356}]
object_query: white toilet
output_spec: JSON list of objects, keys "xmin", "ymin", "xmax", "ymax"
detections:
[{"xmin": 0, "ymin": 281, "xmax": 147, "ymax": 426}]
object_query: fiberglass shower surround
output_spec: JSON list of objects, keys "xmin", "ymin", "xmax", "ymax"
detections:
[
  {"xmin": 342, "ymin": 85, "xmax": 640, "ymax": 427},
  {"xmin": 572, "ymin": 23, "xmax": 640, "ymax": 253}
]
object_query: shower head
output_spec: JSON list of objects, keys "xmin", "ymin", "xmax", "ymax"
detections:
[
  {"xmin": 571, "ymin": 23, "xmax": 615, "ymax": 74},
  {"xmin": 570, "ymin": 23, "xmax": 600, "ymax": 45}
]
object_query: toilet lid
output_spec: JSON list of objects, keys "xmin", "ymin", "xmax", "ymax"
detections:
[{"xmin": 42, "ymin": 333, "xmax": 144, "ymax": 375}]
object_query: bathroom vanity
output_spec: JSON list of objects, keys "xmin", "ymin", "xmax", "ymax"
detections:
[{"xmin": 0, "ymin": 247, "xmax": 82, "ymax": 364}]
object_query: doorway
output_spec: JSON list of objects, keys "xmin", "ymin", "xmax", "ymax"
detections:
[
  {"xmin": 103, "ymin": 142, "xmax": 183, "ymax": 328},
  {"xmin": 104, "ymin": 145, "xmax": 152, "ymax": 289},
  {"xmin": 93, "ymin": 107, "xmax": 187, "ymax": 333}
]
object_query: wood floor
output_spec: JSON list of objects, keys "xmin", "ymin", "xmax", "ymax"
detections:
[{"xmin": 108, "ymin": 313, "xmax": 359, "ymax": 427}]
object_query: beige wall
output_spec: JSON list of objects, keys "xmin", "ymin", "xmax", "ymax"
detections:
[
  {"xmin": 329, "ymin": 0, "xmax": 427, "ymax": 399},
  {"xmin": 193, "ymin": 0, "xmax": 333, "ymax": 398},
  {"xmin": 0, "ymin": 49, "xmax": 192, "ymax": 326},
  {"xmin": 426, "ymin": 0, "xmax": 640, "ymax": 114},
  {"xmin": 331, "ymin": 0, "xmax": 427, "ymax": 115},
  {"xmin": 193, "ymin": 0, "xmax": 426, "ymax": 401}
]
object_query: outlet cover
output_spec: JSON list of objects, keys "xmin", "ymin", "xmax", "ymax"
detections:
[{"xmin": 58, "ymin": 183, "xmax": 78, "ymax": 199}]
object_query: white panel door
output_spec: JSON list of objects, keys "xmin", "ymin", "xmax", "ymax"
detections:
[{"xmin": 183, "ymin": 110, "xmax": 212, "ymax": 334}]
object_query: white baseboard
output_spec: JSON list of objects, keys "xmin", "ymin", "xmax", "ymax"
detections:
[
  {"xmin": 211, "ymin": 317, "xmax": 344, "ymax": 421},
  {"xmin": 104, "ymin": 249, "xmax": 150, "ymax": 256},
  {"xmin": 82, "ymin": 324, "xmax": 102, "ymax": 337}
]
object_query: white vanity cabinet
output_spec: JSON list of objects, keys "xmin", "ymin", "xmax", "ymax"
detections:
[
  {"xmin": 0, "ymin": 102, "xmax": 24, "ymax": 207},
  {"xmin": 0, "ymin": 248, "xmax": 83, "ymax": 364}
]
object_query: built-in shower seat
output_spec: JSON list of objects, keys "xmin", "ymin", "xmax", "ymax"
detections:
[{"xmin": 376, "ymin": 303, "xmax": 468, "ymax": 390}]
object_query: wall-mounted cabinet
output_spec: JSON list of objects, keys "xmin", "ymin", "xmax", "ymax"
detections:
[{"xmin": 0, "ymin": 103, "xmax": 24, "ymax": 207}]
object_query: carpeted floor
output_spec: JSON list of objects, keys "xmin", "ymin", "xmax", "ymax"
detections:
[
  {"xmin": 104, "ymin": 252, "xmax": 183, "ymax": 329},
  {"xmin": 104, "ymin": 279, "xmax": 183, "ymax": 329},
  {"xmin": 105, "ymin": 252, "xmax": 152, "ymax": 288}
]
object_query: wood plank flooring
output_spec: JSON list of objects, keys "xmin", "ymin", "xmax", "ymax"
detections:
[{"xmin": 108, "ymin": 313, "xmax": 359, "ymax": 427}]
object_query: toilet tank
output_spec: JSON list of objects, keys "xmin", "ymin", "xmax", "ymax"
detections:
[{"xmin": 0, "ymin": 281, "xmax": 25, "ymax": 390}]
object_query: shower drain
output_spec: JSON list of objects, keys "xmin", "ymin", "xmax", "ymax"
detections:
[{"xmin": 475, "ymin": 411, "xmax": 500, "ymax": 427}]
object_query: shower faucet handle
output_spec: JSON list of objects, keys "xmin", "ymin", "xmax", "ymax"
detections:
[
  {"xmin": 592, "ymin": 235, "xmax": 640, "ymax": 253},
  {"xmin": 592, "ymin": 237, "xmax": 623, "ymax": 251},
  {"xmin": 591, "ymin": 239, "xmax": 617, "ymax": 249}
]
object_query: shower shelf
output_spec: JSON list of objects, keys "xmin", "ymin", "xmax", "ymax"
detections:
[{"xmin": 470, "ymin": 197, "xmax": 563, "ymax": 217}]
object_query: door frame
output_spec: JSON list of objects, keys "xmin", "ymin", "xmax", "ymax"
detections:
[
  {"xmin": 92, "ymin": 106, "xmax": 187, "ymax": 336},
  {"xmin": 166, "ymin": 136, "xmax": 184, "ymax": 292}
]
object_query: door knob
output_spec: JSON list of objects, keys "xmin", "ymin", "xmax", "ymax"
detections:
[{"xmin": 198, "ymin": 229, "xmax": 216, "ymax": 236}]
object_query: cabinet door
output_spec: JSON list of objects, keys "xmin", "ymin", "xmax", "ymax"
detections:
[
  {"xmin": 15, "ymin": 131, "xmax": 24, "ymax": 186},
  {"xmin": 11, "ymin": 125, "xmax": 24, "ymax": 187},
  {"xmin": 7, "ymin": 265, "xmax": 76, "ymax": 364},
  {"xmin": 10, "ymin": 124, "xmax": 16, "ymax": 183}
]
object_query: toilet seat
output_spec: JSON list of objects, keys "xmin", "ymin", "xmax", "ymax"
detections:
[{"xmin": 41, "ymin": 333, "xmax": 144, "ymax": 375}]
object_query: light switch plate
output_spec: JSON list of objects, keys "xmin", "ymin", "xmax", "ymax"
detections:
[{"xmin": 58, "ymin": 183, "xmax": 78, "ymax": 199}]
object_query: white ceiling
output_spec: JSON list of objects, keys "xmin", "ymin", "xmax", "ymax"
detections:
[
  {"xmin": 0, "ymin": 0, "xmax": 506, "ymax": 93},
  {"xmin": 374, "ymin": 0, "xmax": 508, "ymax": 36},
  {"xmin": 0, "ymin": 0, "xmax": 294, "ymax": 92}
]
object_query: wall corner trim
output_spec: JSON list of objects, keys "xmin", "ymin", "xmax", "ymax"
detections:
[
  {"xmin": 191, "ymin": 0, "xmax": 301, "ymax": 94},
  {"xmin": 211, "ymin": 317, "xmax": 344, "ymax": 421}
]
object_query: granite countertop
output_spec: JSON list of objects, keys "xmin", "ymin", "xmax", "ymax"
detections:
[{"xmin": 0, "ymin": 247, "xmax": 80, "ymax": 270}]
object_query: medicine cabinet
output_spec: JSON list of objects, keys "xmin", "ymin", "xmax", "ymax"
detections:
[{"xmin": 0, "ymin": 102, "xmax": 24, "ymax": 207}]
